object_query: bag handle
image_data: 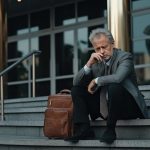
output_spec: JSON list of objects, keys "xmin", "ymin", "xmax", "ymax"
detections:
[{"xmin": 59, "ymin": 89, "xmax": 71, "ymax": 95}]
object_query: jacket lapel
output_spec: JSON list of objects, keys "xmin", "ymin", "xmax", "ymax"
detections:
[
  {"xmin": 94, "ymin": 61, "xmax": 105, "ymax": 76},
  {"xmin": 108, "ymin": 49, "xmax": 117, "ymax": 74}
]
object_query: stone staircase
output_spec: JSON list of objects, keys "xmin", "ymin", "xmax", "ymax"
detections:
[{"xmin": 0, "ymin": 85, "xmax": 150, "ymax": 150}]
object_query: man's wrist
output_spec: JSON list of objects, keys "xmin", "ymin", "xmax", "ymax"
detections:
[
  {"xmin": 84, "ymin": 65, "xmax": 91, "ymax": 75},
  {"xmin": 86, "ymin": 61, "xmax": 92, "ymax": 68},
  {"xmin": 95, "ymin": 77, "xmax": 99, "ymax": 84}
]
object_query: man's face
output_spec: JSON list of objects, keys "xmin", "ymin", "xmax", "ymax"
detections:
[{"xmin": 92, "ymin": 35, "xmax": 114, "ymax": 61}]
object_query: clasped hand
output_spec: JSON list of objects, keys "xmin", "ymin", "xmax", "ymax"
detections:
[{"xmin": 88, "ymin": 79, "xmax": 97, "ymax": 94}]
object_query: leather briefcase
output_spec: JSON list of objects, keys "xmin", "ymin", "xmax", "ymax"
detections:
[{"xmin": 43, "ymin": 89, "xmax": 73, "ymax": 139}]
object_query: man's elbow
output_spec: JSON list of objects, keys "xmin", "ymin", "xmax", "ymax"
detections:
[{"xmin": 114, "ymin": 76, "xmax": 124, "ymax": 83}]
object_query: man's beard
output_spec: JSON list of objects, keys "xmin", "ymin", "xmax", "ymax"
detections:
[{"xmin": 104, "ymin": 56, "xmax": 111, "ymax": 63}]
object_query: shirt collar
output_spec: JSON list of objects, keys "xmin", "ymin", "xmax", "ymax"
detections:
[
  {"xmin": 103, "ymin": 56, "xmax": 112, "ymax": 66},
  {"xmin": 105, "ymin": 58, "xmax": 111, "ymax": 66}
]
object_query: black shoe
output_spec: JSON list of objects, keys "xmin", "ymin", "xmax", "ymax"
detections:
[
  {"xmin": 100, "ymin": 128, "xmax": 116, "ymax": 144},
  {"xmin": 64, "ymin": 128, "xmax": 95, "ymax": 143}
]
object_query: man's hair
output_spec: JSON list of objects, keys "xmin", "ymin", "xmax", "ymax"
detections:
[{"xmin": 89, "ymin": 28, "xmax": 114, "ymax": 44}]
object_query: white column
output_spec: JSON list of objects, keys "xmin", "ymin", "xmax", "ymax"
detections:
[{"xmin": 107, "ymin": 0, "xmax": 130, "ymax": 51}]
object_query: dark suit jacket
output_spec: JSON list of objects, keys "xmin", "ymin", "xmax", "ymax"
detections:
[{"xmin": 73, "ymin": 48, "xmax": 148, "ymax": 118}]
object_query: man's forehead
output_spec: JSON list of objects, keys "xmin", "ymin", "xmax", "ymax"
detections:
[{"xmin": 92, "ymin": 35, "xmax": 109, "ymax": 44}]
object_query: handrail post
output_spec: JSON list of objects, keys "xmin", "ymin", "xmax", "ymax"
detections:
[
  {"xmin": 0, "ymin": 50, "xmax": 41, "ymax": 120},
  {"xmin": 32, "ymin": 54, "xmax": 36, "ymax": 97},
  {"xmin": 0, "ymin": 76, "xmax": 4, "ymax": 121}
]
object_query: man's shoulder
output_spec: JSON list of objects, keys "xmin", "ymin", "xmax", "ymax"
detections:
[{"xmin": 115, "ymin": 48, "xmax": 132, "ymax": 58}]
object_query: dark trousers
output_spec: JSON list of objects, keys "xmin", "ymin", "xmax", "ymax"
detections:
[{"xmin": 71, "ymin": 83, "xmax": 143, "ymax": 128}]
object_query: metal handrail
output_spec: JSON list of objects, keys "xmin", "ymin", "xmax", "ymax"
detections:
[
  {"xmin": 135, "ymin": 63, "xmax": 150, "ymax": 69},
  {"xmin": 0, "ymin": 50, "xmax": 41, "ymax": 76},
  {"xmin": 0, "ymin": 50, "xmax": 41, "ymax": 121}
]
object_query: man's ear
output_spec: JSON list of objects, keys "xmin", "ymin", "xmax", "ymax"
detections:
[{"xmin": 111, "ymin": 42, "xmax": 115, "ymax": 48}]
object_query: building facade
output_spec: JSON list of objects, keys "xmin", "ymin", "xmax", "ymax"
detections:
[{"xmin": 0, "ymin": 0, "xmax": 150, "ymax": 99}]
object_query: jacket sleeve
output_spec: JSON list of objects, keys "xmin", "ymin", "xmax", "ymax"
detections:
[
  {"xmin": 73, "ymin": 68, "xmax": 92, "ymax": 87},
  {"xmin": 97, "ymin": 52, "xmax": 134, "ymax": 87}
]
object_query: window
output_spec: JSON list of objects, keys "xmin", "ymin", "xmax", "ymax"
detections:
[
  {"xmin": 131, "ymin": 0, "xmax": 150, "ymax": 84},
  {"xmin": 31, "ymin": 35, "xmax": 50, "ymax": 78},
  {"xmin": 8, "ymin": 15, "xmax": 28, "ymax": 36},
  {"xmin": 30, "ymin": 9, "xmax": 50, "ymax": 32},
  {"xmin": 55, "ymin": 4, "xmax": 75, "ymax": 26},
  {"xmin": 55, "ymin": 31, "xmax": 74, "ymax": 76},
  {"xmin": 7, "ymin": 0, "xmax": 107, "ymax": 98},
  {"xmin": 77, "ymin": 0, "xmax": 107, "ymax": 21}
]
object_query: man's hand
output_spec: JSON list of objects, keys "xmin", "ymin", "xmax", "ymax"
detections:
[
  {"xmin": 88, "ymin": 79, "xmax": 97, "ymax": 94},
  {"xmin": 86, "ymin": 53, "xmax": 103, "ymax": 67}
]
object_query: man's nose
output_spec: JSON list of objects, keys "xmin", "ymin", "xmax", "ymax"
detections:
[{"xmin": 100, "ymin": 48, "xmax": 104, "ymax": 53}]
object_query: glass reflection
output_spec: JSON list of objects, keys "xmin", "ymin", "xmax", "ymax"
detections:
[
  {"xmin": 7, "ymin": 60, "xmax": 28, "ymax": 82},
  {"xmin": 55, "ymin": 31, "xmax": 74, "ymax": 76},
  {"xmin": 8, "ymin": 39, "xmax": 29, "ymax": 82},
  {"xmin": 134, "ymin": 40, "xmax": 150, "ymax": 85},
  {"xmin": 35, "ymin": 81, "xmax": 50, "ymax": 96},
  {"xmin": 8, "ymin": 39, "xmax": 30, "ymax": 59},
  {"xmin": 132, "ymin": 0, "xmax": 150, "ymax": 10},
  {"xmin": 8, "ymin": 15, "xmax": 28, "ymax": 36},
  {"xmin": 132, "ymin": 0, "xmax": 150, "ymax": 85},
  {"xmin": 144, "ymin": 25, "xmax": 150, "ymax": 55},
  {"xmin": 133, "ymin": 13, "xmax": 150, "ymax": 38},
  {"xmin": 77, "ymin": 0, "xmax": 107, "ymax": 21},
  {"xmin": 30, "ymin": 9, "xmax": 50, "ymax": 32},
  {"xmin": 17, "ymin": 39, "xmax": 29, "ymax": 57},
  {"xmin": 7, "ymin": 84, "xmax": 28, "ymax": 99},
  {"xmin": 135, "ymin": 68, "xmax": 150, "ymax": 85},
  {"xmin": 55, "ymin": 4, "xmax": 75, "ymax": 26},
  {"xmin": 77, "ymin": 28, "xmax": 89, "ymax": 69},
  {"xmin": 31, "ymin": 35, "xmax": 50, "ymax": 78},
  {"xmin": 56, "ymin": 78, "xmax": 73, "ymax": 93}
]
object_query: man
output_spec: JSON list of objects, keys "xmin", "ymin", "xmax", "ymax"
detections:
[{"xmin": 65, "ymin": 28, "xmax": 148, "ymax": 144}]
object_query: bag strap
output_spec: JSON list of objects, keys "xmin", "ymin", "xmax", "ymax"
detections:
[{"xmin": 59, "ymin": 89, "xmax": 71, "ymax": 95}]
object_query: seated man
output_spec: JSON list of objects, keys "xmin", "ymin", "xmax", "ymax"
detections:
[{"xmin": 65, "ymin": 28, "xmax": 148, "ymax": 144}]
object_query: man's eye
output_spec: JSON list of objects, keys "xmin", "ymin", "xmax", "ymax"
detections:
[
  {"xmin": 102, "ymin": 45, "xmax": 108, "ymax": 49},
  {"xmin": 96, "ymin": 48, "xmax": 101, "ymax": 51},
  {"xmin": 101, "ymin": 46, "xmax": 106, "ymax": 49}
]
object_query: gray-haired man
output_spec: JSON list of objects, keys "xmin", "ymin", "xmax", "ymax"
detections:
[{"xmin": 65, "ymin": 28, "xmax": 148, "ymax": 144}]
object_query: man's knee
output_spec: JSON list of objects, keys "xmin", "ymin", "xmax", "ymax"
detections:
[
  {"xmin": 71, "ymin": 86, "xmax": 82, "ymax": 95},
  {"xmin": 108, "ymin": 83, "xmax": 124, "ymax": 94},
  {"xmin": 71, "ymin": 86, "xmax": 87, "ymax": 97}
]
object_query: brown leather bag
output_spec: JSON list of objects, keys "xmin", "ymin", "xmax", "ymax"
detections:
[{"xmin": 43, "ymin": 89, "xmax": 73, "ymax": 139}]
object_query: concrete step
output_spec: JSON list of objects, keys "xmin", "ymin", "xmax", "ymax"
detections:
[
  {"xmin": 0, "ymin": 85, "xmax": 149, "ymax": 121},
  {"xmin": 1, "ymin": 97, "xmax": 47, "ymax": 121},
  {"xmin": 0, "ymin": 119, "xmax": 150, "ymax": 140},
  {"xmin": 1, "ymin": 98, "xmax": 150, "ymax": 121},
  {"xmin": 0, "ymin": 120, "xmax": 44, "ymax": 137},
  {"xmin": 2, "ymin": 107, "xmax": 46, "ymax": 121},
  {"xmin": 92, "ymin": 118, "xmax": 150, "ymax": 140},
  {"xmin": 3, "ymin": 104, "xmax": 150, "ymax": 122},
  {"xmin": 0, "ymin": 135, "xmax": 150, "ymax": 150},
  {"xmin": 3, "ymin": 96, "xmax": 48, "ymax": 108}
]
